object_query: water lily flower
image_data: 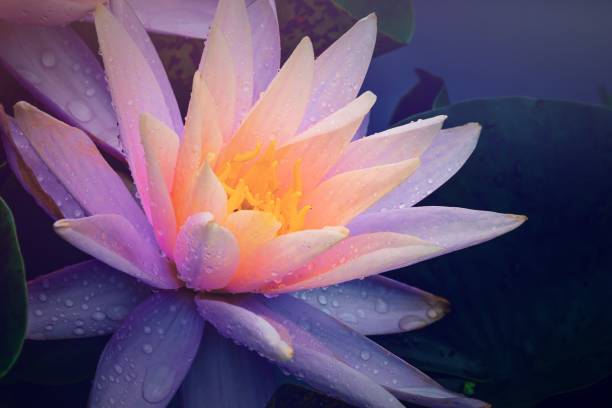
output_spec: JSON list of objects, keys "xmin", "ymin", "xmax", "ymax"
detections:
[{"xmin": 0, "ymin": 0, "xmax": 525, "ymax": 406}]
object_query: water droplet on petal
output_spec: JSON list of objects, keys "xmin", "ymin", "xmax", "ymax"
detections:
[
  {"xmin": 142, "ymin": 343, "xmax": 153, "ymax": 354},
  {"xmin": 41, "ymin": 50, "xmax": 56, "ymax": 67},
  {"xmin": 375, "ymin": 298, "xmax": 388, "ymax": 314},
  {"xmin": 360, "ymin": 350, "xmax": 371, "ymax": 361},
  {"xmin": 67, "ymin": 100, "xmax": 93, "ymax": 122}
]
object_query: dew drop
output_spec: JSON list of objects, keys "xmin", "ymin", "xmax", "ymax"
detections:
[
  {"xmin": 317, "ymin": 294, "xmax": 328, "ymax": 305},
  {"xmin": 73, "ymin": 327, "xmax": 85, "ymax": 336},
  {"xmin": 92, "ymin": 311, "xmax": 107, "ymax": 321},
  {"xmin": 41, "ymin": 50, "xmax": 56, "ymax": 67},
  {"xmin": 375, "ymin": 298, "xmax": 389, "ymax": 314},
  {"xmin": 37, "ymin": 293, "xmax": 48, "ymax": 302},
  {"xmin": 142, "ymin": 343, "xmax": 153, "ymax": 354},
  {"xmin": 34, "ymin": 309, "xmax": 43, "ymax": 317},
  {"xmin": 67, "ymin": 100, "xmax": 93, "ymax": 122},
  {"xmin": 360, "ymin": 350, "xmax": 371, "ymax": 361}
]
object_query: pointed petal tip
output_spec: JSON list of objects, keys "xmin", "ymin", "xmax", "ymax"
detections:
[
  {"xmin": 507, "ymin": 213, "xmax": 528, "ymax": 224},
  {"xmin": 53, "ymin": 218, "xmax": 71, "ymax": 229}
]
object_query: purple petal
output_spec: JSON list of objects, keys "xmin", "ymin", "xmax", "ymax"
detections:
[
  {"xmin": 348, "ymin": 206, "xmax": 526, "ymax": 257},
  {"xmin": 90, "ymin": 291, "xmax": 204, "ymax": 407},
  {"xmin": 293, "ymin": 275, "xmax": 450, "ymax": 335},
  {"xmin": 197, "ymin": 294, "xmax": 404, "ymax": 408},
  {"xmin": 200, "ymin": 294, "xmax": 488, "ymax": 408},
  {"xmin": 182, "ymin": 324, "xmax": 279, "ymax": 408},
  {"xmin": 0, "ymin": 112, "xmax": 83, "ymax": 219},
  {"xmin": 0, "ymin": 22, "xmax": 122, "ymax": 157},
  {"xmin": 0, "ymin": 0, "xmax": 98, "ymax": 26},
  {"xmin": 13, "ymin": 102, "xmax": 153, "ymax": 241},
  {"xmin": 109, "ymin": 0, "xmax": 183, "ymax": 136},
  {"xmin": 27, "ymin": 260, "xmax": 150, "ymax": 340},
  {"xmin": 298, "ymin": 14, "xmax": 377, "ymax": 132},
  {"xmin": 54, "ymin": 215, "xmax": 180, "ymax": 290},
  {"xmin": 368, "ymin": 123, "xmax": 481, "ymax": 211},
  {"xmin": 124, "ymin": 0, "xmax": 218, "ymax": 38},
  {"xmin": 248, "ymin": 0, "xmax": 280, "ymax": 100}
]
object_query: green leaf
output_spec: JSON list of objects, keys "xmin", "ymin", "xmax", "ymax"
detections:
[
  {"xmin": 277, "ymin": 0, "xmax": 414, "ymax": 59},
  {"xmin": 390, "ymin": 68, "xmax": 449, "ymax": 125},
  {"xmin": 0, "ymin": 196, "xmax": 27, "ymax": 378},
  {"xmin": 382, "ymin": 97, "xmax": 612, "ymax": 407}
]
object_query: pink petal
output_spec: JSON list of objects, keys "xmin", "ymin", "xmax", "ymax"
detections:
[
  {"xmin": 218, "ymin": 37, "xmax": 314, "ymax": 164},
  {"xmin": 223, "ymin": 210, "xmax": 281, "ymax": 259},
  {"xmin": 0, "ymin": 111, "xmax": 84, "ymax": 219},
  {"xmin": 94, "ymin": 3, "xmax": 178, "ymax": 228},
  {"xmin": 328, "ymin": 115, "xmax": 446, "ymax": 176},
  {"xmin": 183, "ymin": 162, "xmax": 228, "ymax": 225},
  {"xmin": 276, "ymin": 91, "xmax": 376, "ymax": 194},
  {"xmin": 348, "ymin": 206, "xmax": 527, "ymax": 258},
  {"xmin": 173, "ymin": 75, "xmax": 223, "ymax": 225},
  {"xmin": 294, "ymin": 276, "xmax": 450, "ymax": 335},
  {"xmin": 0, "ymin": 22, "xmax": 121, "ymax": 156},
  {"xmin": 13, "ymin": 102, "xmax": 152, "ymax": 239},
  {"xmin": 175, "ymin": 212, "xmax": 239, "ymax": 291},
  {"xmin": 0, "ymin": 0, "xmax": 98, "ymax": 26},
  {"xmin": 303, "ymin": 159, "xmax": 420, "ymax": 229},
  {"xmin": 54, "ymin": 215, "xmax": 179, "ymax": 289},
  {"xmin": 264, "ymin": 233, "xmax": 441, "ymax": 293},
  {"xmin": 299, "ymin": 14, "xmax": 377, "ymax": 131},
  {"xmin": 248, "ymin": 0, "xmax": 280, "ymax": 101},
  {"xmin": 139, "ymin": 114, "xmax": 179, "ymax": 257},
  {"xmin": 369, "ymin": 123, "xmax": 481, "ymax": 211},
  {"xmin": 225, "ymin": 226, "xmax": 349, "ymax": 293},
  {"xmin": 109, "ymin": 0, "xmax": 183, "ymax": 135},
  {"xmin": 27, "ymin": 260, "xmax": 150, "ymax": 340}
]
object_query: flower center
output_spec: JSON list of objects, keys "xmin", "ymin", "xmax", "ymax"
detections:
[{"xmin": 216, "ymin": 141, "xmax": 312, "ymax": 234}]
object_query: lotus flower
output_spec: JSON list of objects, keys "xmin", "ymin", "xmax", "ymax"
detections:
[{"xmin": 0, "ymin": 0, "xmax": 525, "ymax": 406}]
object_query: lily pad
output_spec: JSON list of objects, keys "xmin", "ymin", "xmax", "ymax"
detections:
[
  {"xmin": 0, "ymin": 196, "xmax": 26, "ymax": 378},
  {"xmin": 390, "ymin": 68, "xmax": 449, "ymax": 125},
  {"xmin": 379, "ymin": 98, "xmax": 612, "ymax": 407}
]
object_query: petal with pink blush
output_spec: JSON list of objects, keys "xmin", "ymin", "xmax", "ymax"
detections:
[
  {"xmin": 109, "ymin": 0, "xmax": 183, "ymax": 135},
  {"xmin": 248, "ymin": 0, "xmax": 280, "ymax": 101},
  {"xmin": 204, "ymin": 0, "xmax": 253, "ymax": 128},
  {"xmin": 368, "ymin": 122, "xmax": 481, "ymax": 211},
  {"xmin": 299, "ymin": 14, "xmax": 377, "ymax": 131},
  {"xmin": 183, "ymin": 163, "xmax": 228, "ymax": 225},
  {"xmin": 174, "ymin": 74, "xmax": 223, "ymax": 224},
  {"xmin": 0, "ymin": 0, "xmax": 98, "ymax": 26},
  {"xmin": 264, "ymin": 233, "xmax": 441, "ymax": 293},
  {"xmin": 223, "ymin": 210, "xmax": 281, "ymax": 259},
  {"xmin": 95, "ymin": 4, "xmax": 178, "ymax": 226},
  {"xmin": 139, "ymin": 115, "xmax": 178, "ymax": 257},
  {"xmin": 54, "ymin": 215, "xmax": 179, "ymax": 289},
  {"xmin": 175, "ymin": 213, "xmax": 239, "ymax": 291},
  {"xmin": 303, "ymin": 158, "xmax": 420, "ymax": 229},
  {"xmin": 225, "ymin": 226, "xmax": 349, "ymax": 293},
  {"xmin": 276, "ymin": 92, "xmax": 376, "ymax": 194},
  {"xmin": 13, "ymin": 102, "xmax": 151, "ymax": 239},
  {"xmin": 0, "ymin": 23, "xmax": 121, "ymax": 157},
  {"xmin": 328, "ymin": 115, "xmax": 446, "ymax": 176},
  {"xmin": 219, "ymin": 37, "xmax": 314, "ymax": 163}
]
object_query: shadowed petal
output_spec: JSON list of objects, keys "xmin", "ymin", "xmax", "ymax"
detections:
[
  {"xmin": 299, "ymin": 14, "xmax": 377, "ymax": 131},
  {"xmin": 27, "ymin": 260, "xmax": 150, "ymax": 340},
  {"xmin": 0, "ymin": 111, "xmax": 83, "ymax": 219},
  {"xmin": 293, "ymin": 276, "xmax": 450, "ymax": 335},
  {"xmin": 0, "ymin": 23, "xmax": 121, "ymax": 156},
  {"xmin": 175, "ymin": 213, "xmax": 239, "ymax": 291},
  {"xmin": 54, "ymin": 215, "xmax": 179, "ymax": 289},
  {"xmin": 95, "ymin": 3, "xmax": 179, "ymax": 231},
  {"xmin": 249, "ymin": 0, "xmax": 280, "ymax": 101},
  {"xmin": 276, "ymin": 92, "xmax": 376, "ymax": 194},
  {"xmin": 225, "ymin": 226, "xmax": 349, "ymax": 293},
  {"xmin": 13, "ymin": 102, "xmax": 152, "ymax": 240},
  {"xmin": 200, "ymin": 294, "xmax": 488, "ymax": 408},
  {"xmin": 352, "ymin": 111, "xmax": 370, "ymax": 141},
  {"xmin": 0, "ymin": 0, "xmax": 98, "ymax": 26},
  {"xmin": 223, "ymin": 210, "xmax": 281, "ymax": 259},
  {"xmin": 328, "ymin": 115, "xmax": 446, "ymax": 176},
  {"xmin": 303, "ymin": 159, "xmax": 420, "ymax": 229},
  {"xmin": 109, "ymin": 0, "xmax": 183, "ymax": 135},
  {"xmin": 368, "ymin": 123, "xmax": 481, "ymax": 211},
  {"xmin": 265, "ymin": 233, "xmax": 441, "ymax": 293},
  {"xmin": 183, "ymin": 162, "xmax": 227, "ymax": 225},
  {"xmin": 219, "ymin": 37, "xmax": 314, "ymax": 163},
  {"xmin": 182, "ymin": 324, "xmax": 280, "ymax": 408},
  {"xmin": 90, "ymin": 291, "xmax": 204, "ymax": 407}
]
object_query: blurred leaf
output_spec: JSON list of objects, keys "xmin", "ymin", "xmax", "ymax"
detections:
[
  {"xmin": 390, "ymin": 68, "xmax": 448, "ymax": 125},
  {"xmin": 599, "ymin": 85, "xmax": 612, "ymax": 109},
  {"xmin": 0, "ymin": 197, "xmax": 26, "ymax": 378},
  {"xmin": 277, "ymin": 0, "xmax": 414, "ymax": 59},
  {"xmin": 381, "ymin": 97, "xmax": 612, "ymax": 407}
]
